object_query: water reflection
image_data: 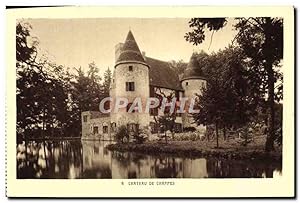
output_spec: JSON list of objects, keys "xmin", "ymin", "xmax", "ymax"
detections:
[{"xmin": 17, "ymin": 140, "xmax": 282, "ymax": 179}]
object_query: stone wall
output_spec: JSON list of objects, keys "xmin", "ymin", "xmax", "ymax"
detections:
[
  {"xmin": 181, "ymin": 78, "xmax": 206, "ymax": 99},
  {"xmin": 111, "ymin": 62, "xmax": 150, "ymax": 128},
  {"xmin": 81, "ymin": 111, "xmax": 113, "ymax": 140},
  {"xmin": 181, "ymin": 78, "xmax": 207, "ymax": 131}
]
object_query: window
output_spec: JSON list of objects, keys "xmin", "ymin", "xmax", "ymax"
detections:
[
  {"xmin": 129, "ymin": 65, "xmax": 133, "ymax": 71},
  {"xmin": 93, "ymin": 126, "xmax": 98, "ymax": 134},
  {"xmin": 103, "ymin": 126, "xmax": 108, "ymax": 134},
  {"xmin": 186, "ymin": 82, "xmax": 189, "ymax": 86},
  {"xmin": 83, "ymin": 115, "xmax": 88, "ymax": 122},
  {"xmin": 127, "ymin": 123, "xmax": 139, "ymax": 133},
  {"xmin": 126, "ymin": 82, "xmax": 135, "ymax": 91},
  {"xmin": 111, "ymin": 122, "xmax": 116, "ymax": 132}
]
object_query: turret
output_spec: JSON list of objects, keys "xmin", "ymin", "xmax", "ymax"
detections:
[
  {"xmin": 111, "ymin": 30, "xmax": 150, "ymax": 129},
  {"xmin": 181, "ymin": 53, "xmax": 206, "ymax": 98},
  {"xmin": 181, "ymin": 54, "xmax": 206, "ymax": 131}
]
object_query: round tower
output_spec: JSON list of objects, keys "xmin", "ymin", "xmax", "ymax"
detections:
[
  {"xmin": 112, "ymin": 30, "xmax": 150, "ymax": 129},
  {"xmin": 181, "ymin": 54, "xmax": 206, "ymax": 130}
]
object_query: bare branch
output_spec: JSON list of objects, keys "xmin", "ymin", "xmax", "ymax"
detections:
[{"xmin": 208, "ymin": 30, "xmax": 215, "ymax": 50}]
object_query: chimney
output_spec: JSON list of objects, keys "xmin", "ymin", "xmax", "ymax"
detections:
[{"xmin": 115, "ymin": 43, "xmax": 124, "ymax": 62}]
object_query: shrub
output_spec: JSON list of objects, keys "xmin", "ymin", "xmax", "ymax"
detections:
[
  {"xmin": 204, "ymin": 126, "xmax": 215, "ymax": 140},
  {"xmin": 183, "ymin": 127, "xmax": 196, "ymax": 132},
  {"xmin": 191, "ymin": 132, "xmax": 201, "ymax": 141},
  {"xmin": 115, "ymin": 125, "xmax": 129, "ymax": 143},
  {"xmin": 236, "ymin": 126, "xmax": 254, "ymax": 146},
  {"xmin": 132, "ymin": 128, "xmax": 149, "ymax": 144},
  {"xmin": 172, "ymin": 132, "xmax": 203, "ymax": 141}
]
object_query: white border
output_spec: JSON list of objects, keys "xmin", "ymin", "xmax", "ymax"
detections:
[{"xmin": 3, "ymin": 4, "xmax": 296, "ymax": 199}]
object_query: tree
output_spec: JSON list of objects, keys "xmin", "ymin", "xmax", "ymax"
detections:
[
  {"xmin": 16, "ymin": 22, "xmax": 38, "ymax": 66},
  {"xmin": 193, "ymin": 47, "xmax": 251, "ymax": 148},
  {"xmin": 185, "ymin": 17, "xmax": 283, "ymax": 152},
  {"xmin": 72, "ymin": 63, "xmax": 103, "ymax": 111},
  {"xmin": 169, "ymin": 59, "xmax": 187, "ymax": 77},
  {"xmin": 16, "ymin": 22, "xmax": 109, "ymax": 139},
  {"xmin": 103, "ymin": 67, "xmax": 112, "ymax": 96},
  {"xmin": 185, "ymin": 18, "xmax": 227, "ymax": 46},
  {"xmin": 192, "ymin": 51, "xmax": 226, "ymax": 148},
  {"xmin": 151, "ymin": 87, "xmax": 177, "ymax": 143},
  {"xmin": 157, "ymin": 113, "xmax": 176, "ymax": 144},
  {"xmin": 132, "ymin": 127, "xmax": 148, "ymax": 144},
  {"xmin": 115, "ymin": 125, "xmax": 129, "ymax": 143},
  {"xmin": 17, "ymin": 22, "xmax": 69, "ymax": 140},
  {"xmin": 194, "ymin": 50, "xmax": 210, "ymax": 74},
  {"xmin": 67, "ymin": 62, "xmax": 106, "ymax": 136}
]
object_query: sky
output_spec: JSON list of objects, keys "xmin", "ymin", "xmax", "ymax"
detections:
[{"xmin": 27, "ymin": 18, "xmax": 236, "ymax": 76}]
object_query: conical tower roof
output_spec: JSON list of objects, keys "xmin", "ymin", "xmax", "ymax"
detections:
[
  {"xmin": 181, "ymin": 54, "xmax": 205, "ymax": 81},
  {"xmin": 116, "ymin": 30, "xmax": 147, "ymax": 66}
]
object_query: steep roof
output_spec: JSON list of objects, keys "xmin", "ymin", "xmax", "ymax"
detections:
[
  {"xmin": 115, "ymin": 31, "xmax": 185, "ymax": 91},
  {"xmin": 146, "ymin": 57, "xmax": 183, "ymax": 91},
  {"xmin": 116, "ymin": 30, "xmax": 147, "ymax": 66},
  {"xmin": 181, "ymin": 54, "xmax": 206, "ymax": 81}
]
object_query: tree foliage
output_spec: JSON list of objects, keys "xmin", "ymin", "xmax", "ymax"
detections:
[
  {"xmin": 17, "ymin": 22, "xmax": 69, "ymax": 139},
  {"xmin": 193, "ymin": 47, "xmax": 251, "ymax": 147},
  {"xmin": 16, "ymin": 22, "xmax": 107, "ymax": 139},
  {"xmin": 157, "ymin": 114, "xmax": 176, "ymax": 144},
  {"xmin": 185, "ymin": 18, "xmax": 227, "ymax": 45},
  {"xmin": 115, "ymin": 125, "xmax": 129, "ymax": 143},
  {"xmin": 103, "ymin": 67, "xmax": 112, "ymax": 96},
  {"xmin": 169, "ymin": 59, "xmax": 187, "ymax": 77},
  {"xmin": 186, "ymin": 17, "xmax": 283, "ymax": 151}
]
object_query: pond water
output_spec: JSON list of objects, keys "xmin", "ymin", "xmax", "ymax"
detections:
[{"xmin": 17, "ymin": 140, "xmax": 282, "ymax": 179}]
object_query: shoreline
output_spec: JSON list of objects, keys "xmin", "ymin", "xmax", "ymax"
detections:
[
  {"xmin": 18, "ymin": 137, "xmax": 81, "ymax": 142},
  {"xmin": 106, "ymin": 141, "xmax": 282, "ymax": 161}
]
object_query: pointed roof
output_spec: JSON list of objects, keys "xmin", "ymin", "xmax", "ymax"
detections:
[
  {"xmin": 116, "ymin": 30, "xmax": 147, "ymax": 66},
  {"xmin": 181, "ymin": 54, "xmax": 205, "ymax": 81}
]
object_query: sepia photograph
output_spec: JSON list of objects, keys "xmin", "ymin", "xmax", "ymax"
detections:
[{"xmin": 6, "ymin": 6, "xmax": 295, "ymax": 197}]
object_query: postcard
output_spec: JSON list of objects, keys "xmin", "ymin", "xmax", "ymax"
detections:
[{"xmin": 6, "ymin": 6, "xmax": 295, "ymax": 198}]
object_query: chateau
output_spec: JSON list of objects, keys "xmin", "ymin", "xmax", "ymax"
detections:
[{"xmin": 82, "ymin": 31, "xmax": 206, "ymax": 140}]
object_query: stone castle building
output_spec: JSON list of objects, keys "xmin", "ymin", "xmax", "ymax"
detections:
[{"xmin": 82, "ymin": 30, "xmax": 206, "ymax": 140}]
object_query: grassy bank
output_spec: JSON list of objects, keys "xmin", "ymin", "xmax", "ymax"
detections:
[{"xmin": 106, "ymin": 136, "xmax": 282, "ymax": 161}]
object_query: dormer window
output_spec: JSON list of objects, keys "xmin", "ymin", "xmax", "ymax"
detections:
[{"xmin": 129, "ymin": 66, "xmax": 133, "ymax": 71}]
